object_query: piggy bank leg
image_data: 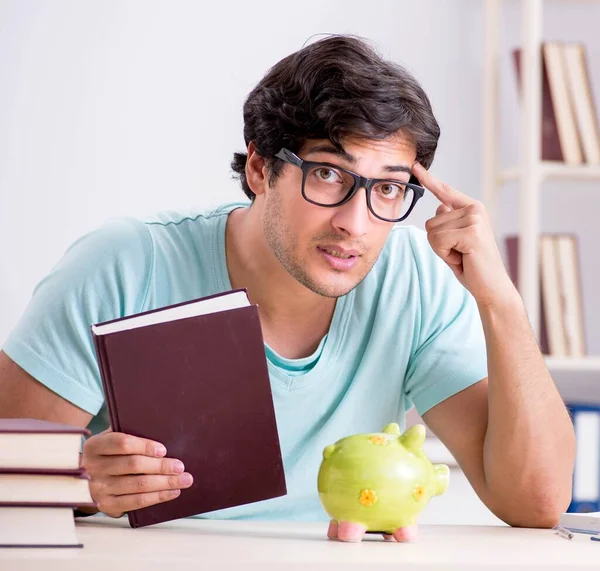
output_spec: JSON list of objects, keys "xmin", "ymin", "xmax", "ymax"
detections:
[
  {"xmin": 327, "ymin": 520, "xmax": 338, "ymax": 540},
  {"xmin": 337, "ymin": 521, "xmax": 367, "ymax": 543},
  {"xmin": 393, "ymin": 524, "xmax": 419, "ymax": 543}
]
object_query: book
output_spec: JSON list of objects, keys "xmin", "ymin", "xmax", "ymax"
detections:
[
  {"xmin": 566, "ymin": 403, "xmax": 600, "ymax": 515},
  {"xmin": 504, "ymin": 234, "xmax": 586, "ymax": 357},
  {"xmin": 512, "ymin": 43, "xmax": 583, "ymax": 164},
  {"xmin": 542, "ymin": 41, "xmax": 583, "ymax": 165},
  {"xmin": 504, "ymin": 235, "xmax": 550, "ymax": 354},
  {"xmin": 0, "ymin": 505, "xmax": 83, "ymax": 548},
  {"xmin": 513, "ymin": 46, "xmax": 563, "ymax": 161},
  {"xmin": 559, "ymin": 511, "xmax": 600, "ymax": 534},
  {"xmin": 539, "ymin": 235, "xmax": 568, "ymax": 356},
  {"xmin": 563, "ymin": 42, "xmax": 600, "ymax": 165},
  {"xmin": 0, "ymin": 469, "xmax": 95, "ymax": 505},
  {"xmin": 554, "ymin": 235, "xmax": 586, "ymax": 357},
  {"xmin": 90, "ymin": 288, "xmax": 286, "ymax": 528},
  {"xmin": 0, "ymin": 418, "xmax": 88, "ymax": 471}
]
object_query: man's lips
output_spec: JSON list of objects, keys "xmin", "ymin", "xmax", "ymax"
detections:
[
  {"xmin": 317, "ymin": 245, "xmax": 360, "ymax": 259},
  {"xmin": 316, "ymin": 245, "xmax": 362, "ymax": 271}
]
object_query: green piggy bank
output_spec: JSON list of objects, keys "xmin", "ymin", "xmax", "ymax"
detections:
[{"xmin": 317, "ymin": 422, "xmax": 449, "ymax": 543}]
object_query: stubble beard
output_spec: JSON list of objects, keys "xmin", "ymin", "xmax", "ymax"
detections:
[{"xmin": 262, "ymin": 189, "xmax": 377, "ymax": 299}]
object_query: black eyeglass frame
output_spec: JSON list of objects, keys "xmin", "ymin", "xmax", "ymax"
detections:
[{"xmin": 274, "ymin": 147, "xmax": 425, "ymax": 223}]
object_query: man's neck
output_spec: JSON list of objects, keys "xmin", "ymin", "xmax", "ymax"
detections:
[{"xmin": 225, "ymin": 206, "xmax": 336, "ymax": 359}]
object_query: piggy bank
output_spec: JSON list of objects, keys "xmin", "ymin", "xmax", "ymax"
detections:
[{"xmin": 317, "ymin": 422, "xmax": 449, "ymax": 543}]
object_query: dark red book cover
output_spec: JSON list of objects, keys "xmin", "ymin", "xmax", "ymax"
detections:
[
  {"xmin": 0, "ymin": 467, "xmax": 87, "ymax": 476},
  {"xmin": 513, "ymin": 46, "xmax": 564, "ymax": 161},
  {"xmin": 91, "ymin": 290, "xmax": 286, "ymax": 528},
  {"xmin": 0, "ymin": 418, "xmax": 89, "ymax": 436}
]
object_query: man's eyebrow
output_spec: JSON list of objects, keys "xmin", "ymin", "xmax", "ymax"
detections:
[
  {"xmin": 304, "ymin": 144, "xmax": 355, "ymax": 163},
  {"xmin": 303, "ymin": 144, "xmax": 412, "ymax": 174}
]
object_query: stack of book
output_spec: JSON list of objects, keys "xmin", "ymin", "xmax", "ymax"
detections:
[
  {"xmin": 513, "ymin": 41, "xmax": 600, "ymax": 165},
  {"xmin": 0, "ymin": 418, "xmax": 95, "ymax": 548},
  {"xmin": 505, "ymin": 233, "xmax": 585, "ymax": 357}
]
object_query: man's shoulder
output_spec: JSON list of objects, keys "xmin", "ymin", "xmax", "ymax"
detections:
[
  {"xmin": 139, "ymin": 202, "xmax": 248, "ymax": 230},
  {"xmin": 93, "ymin": 201, "xmax": 249, "ymax": 254}
]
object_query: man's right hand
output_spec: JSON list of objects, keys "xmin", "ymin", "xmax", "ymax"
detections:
[{"xmin": 80, "ymin": 430, "xmax": 193, "ymax": 518}]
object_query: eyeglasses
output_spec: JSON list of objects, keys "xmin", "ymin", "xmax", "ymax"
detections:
[{"xmin": 273, "ymin": 147, "xmax": 425, "ymax": 222}]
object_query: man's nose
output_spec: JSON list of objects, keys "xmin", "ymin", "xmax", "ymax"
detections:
[{"xmin": 330, "ymin": 187, "xmax": 371, "ymax": 237}]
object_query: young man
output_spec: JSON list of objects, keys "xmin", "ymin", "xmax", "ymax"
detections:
[{"xmin": 0, "ymin": 35, "xmax": 574, "ymax": 538}]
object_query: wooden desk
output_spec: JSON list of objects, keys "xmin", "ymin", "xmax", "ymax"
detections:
[{"xmin": 0, "ymin": 516, "xmax": 596, "ymax": 570}]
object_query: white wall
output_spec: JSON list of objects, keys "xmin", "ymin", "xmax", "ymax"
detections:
[
  {"xmin": 1, "ymin": 0, "xmax": 599, "ymax": 347},
  {"xmin": 0, "ymin": 0, "xmax": 483, "ymax": 341}
]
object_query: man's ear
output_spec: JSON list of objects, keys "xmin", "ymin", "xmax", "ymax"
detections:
[{"xmin": 245, "ymin": 141, "xmax": 269, "ymax": 197}]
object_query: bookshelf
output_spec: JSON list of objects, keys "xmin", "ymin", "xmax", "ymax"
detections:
[
  {"xmin": 500, "ymin": 162, "xmax": 600, "ymax": 182},
  {"xmin": 547, "ymin": 356, "xmax": 600, "ymax": 372},
  {"xmin": 483, "ymin": 0, "xmax": 600, "ymax": 398}
]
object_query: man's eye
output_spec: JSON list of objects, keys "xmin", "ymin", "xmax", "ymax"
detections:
[
  {"xmin": 314, "ymin": 168, "xmax": 341, "ymax": 183},
  {"xmin": 378, "ymin": 184, "xmax": 403, "ymax": 198}
]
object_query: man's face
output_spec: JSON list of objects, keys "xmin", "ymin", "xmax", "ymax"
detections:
[{"xmin": 262, "ymin": 134, "xmax": 417, "ymax": 298}]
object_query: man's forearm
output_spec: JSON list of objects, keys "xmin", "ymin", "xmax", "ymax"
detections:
[{"xmin": 478, "ymin": 293, "xmax": 575, "ymax": 527}]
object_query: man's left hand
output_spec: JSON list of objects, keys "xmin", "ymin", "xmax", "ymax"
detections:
[{"xmin": 412, "ymin": 162, "xmax": 517, "ymax": 308}]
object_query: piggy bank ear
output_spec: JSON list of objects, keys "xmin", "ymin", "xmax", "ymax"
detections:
[
  {"xmin": 322, "ymin": 444, "xmax": 336, "ymax": 460},
  {"xmin": 401, "ymin": 424, "xmax": 426, "ymax": 452},
  {"xmin": 381, "ymin": 423, "xmax": 401, "ymax": 436}
]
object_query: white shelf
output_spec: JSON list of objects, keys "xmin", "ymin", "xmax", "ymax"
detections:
[
  {"xmin": 500, "ymin": 162, "xmax": 600, "ymax": 182},
  {"xmin": 544, "ymin": 356, "xmax": 600, "ymax": 404},
  {"xmin": 545, "ymin": 356, "xmax": 600, "ymax": 371},
  {"xmin": 484, "ymin": 1, "xmax": 599, "ymax": 406}
]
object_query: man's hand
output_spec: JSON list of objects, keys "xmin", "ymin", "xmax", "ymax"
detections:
[
  {"xmin": 412, "ymin": 162, "xmax": 517, "ymax": 308},
  {"xmin": 81, "ymin": 429, "xmax": 193, "ymax": 518}
]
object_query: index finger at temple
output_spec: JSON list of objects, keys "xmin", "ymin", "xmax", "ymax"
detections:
[{"xmin": 411, "ymin": 162, "xmax": 472, "ymax": 209}]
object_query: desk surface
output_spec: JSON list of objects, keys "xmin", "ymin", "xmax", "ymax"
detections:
[{"xmin": 0, "ymin": 516, "xmax": 597, "ymax": 570}]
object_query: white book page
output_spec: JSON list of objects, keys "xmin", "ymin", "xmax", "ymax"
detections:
[
  {"xmin": 540, "ymin": 236, "xmax": 567, "ymax": 356},
  {"xmin": 92, "ymin": 290, "xmax": 250, "ymax": 335},
  {"xmin": 563, "ymin": 43, "xmax": 600, "ymax": 165},
  {"xmin": 556, "ymin": 236, "xmax": 584, "ymax": 356},
  {"xmin": 574, "ymin": 411, "xmax": 600, "ymax": 502}
]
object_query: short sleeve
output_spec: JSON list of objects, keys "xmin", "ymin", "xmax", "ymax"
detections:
[
  {"xmin": 2, "ymin": 218, "xmax": 153, "ymax": 415},
  {"xmin": 404, "ymin": 228, "xmax": 488, "ymax": 416}
]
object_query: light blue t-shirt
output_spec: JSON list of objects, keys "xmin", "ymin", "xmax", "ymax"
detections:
[{"xmin": 3, "ymin": 202, "xmax": 487, "ymax": 521}]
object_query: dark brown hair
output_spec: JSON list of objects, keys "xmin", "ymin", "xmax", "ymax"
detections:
[{"xmin": 231, "ymin": 34, "xmax": 440, "ymax": 200}]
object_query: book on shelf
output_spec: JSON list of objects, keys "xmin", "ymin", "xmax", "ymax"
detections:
[
  {"xmin": 513, "ymin": 45, "xmax": 563, "ymax": 162},
  {"xmin": 91, "ymin": 288, "xmax": 287, "ymax": 528},
  {"xmin": 563, "ymin": 42, "xmax": 600, "ymax": 166},
  {"xmin": 504, "ymin": 235, "xmax": 550, "ymax": 354},
  {"xmin": 0, "ymin": 418, "xmax": 88, "ymax": 471},
  {"xmin": 555, "ymin": 235, "xmax": 586, "ymax": 357},
  {"xmin": 504, "ymin": 234, "xmax": 585, "ymax": 357},
  {"xmin": 512, "ymin": 41, "xmax": 600, "ymax": 165},
  {"xmin": 564, "ymin": 403, "xmax": 600, "ymax": 517},
  {"xmin": 541, "ymin": 41, "xmax": 583, "ymax": 165}
]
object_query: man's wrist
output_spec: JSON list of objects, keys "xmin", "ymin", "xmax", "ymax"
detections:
[{"xmin": 476, "ymin": 284, "xmax": 524, "ymax": 316}]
